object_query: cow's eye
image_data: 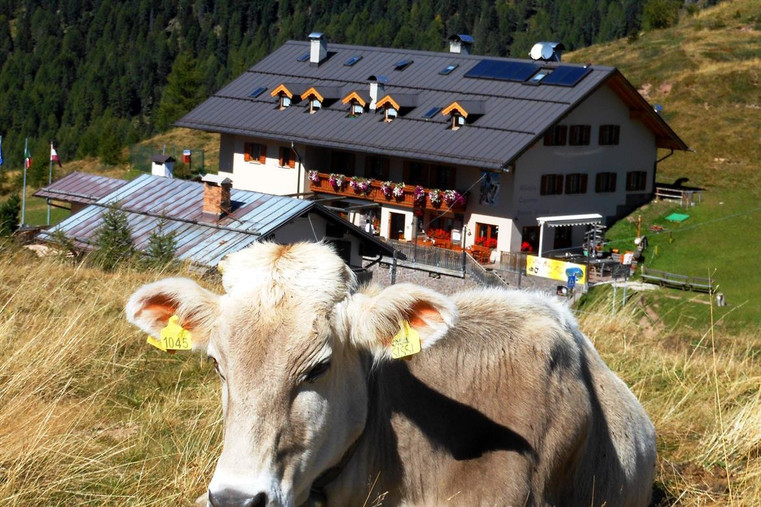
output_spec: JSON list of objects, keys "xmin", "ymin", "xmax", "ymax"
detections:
[
  {"xmin": 304, "ymin": 360, "xmax": 331, "ymax": 384},
  {"xmin": 207, "ymin": 356, "xmax": 225, "ymax": 380}
]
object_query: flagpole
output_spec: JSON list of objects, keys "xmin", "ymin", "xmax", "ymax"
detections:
[
  {"xmin": 47, "ymin": 141, "xmax": 53, "ymax": 225},
  {"xmin": 21, "ymin": 137, "xmax": 28, "ymax": 228}
]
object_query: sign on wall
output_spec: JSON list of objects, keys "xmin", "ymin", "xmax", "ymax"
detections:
[{"xmin": 526, "ymin": 255, "xmax": 587, "ymax": 285}]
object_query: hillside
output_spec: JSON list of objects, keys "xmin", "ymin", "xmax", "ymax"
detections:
[
  {"xmin": 2, "ymin": 2, "xmax": 761, "ymax": 505},
  {"xmin": 567, "ymin": 0, "xmax": 761, "ymax": 333},
  {"xmin": 0, "ymin": 0, "xmax": 722, "ymax": 181}
]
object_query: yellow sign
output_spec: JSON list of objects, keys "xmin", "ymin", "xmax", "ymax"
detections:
[
  {"xmin": 147, "ymin": 315, "xmax": 193, "ymax": 352},
  {"xmin": 526, "ymin": 255, "xmax": 586, "ymax": 285},
  {"xmin": 391, "ymin": 321, "xmax": 422, "ymax": 359}
]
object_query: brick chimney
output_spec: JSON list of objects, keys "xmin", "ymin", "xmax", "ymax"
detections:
[{"xmin": 202, "ymin": 174, "xmax": 232, "ymax": 220}]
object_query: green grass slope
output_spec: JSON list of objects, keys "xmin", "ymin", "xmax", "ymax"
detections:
[{"xmin": 568, "ymin": 0, "xmax": 761, "ymax": 333}]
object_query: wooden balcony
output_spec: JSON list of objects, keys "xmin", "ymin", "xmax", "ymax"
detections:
[{"xmin": 308, "ymin": 172, "xmax": 467, "ymax": 213}]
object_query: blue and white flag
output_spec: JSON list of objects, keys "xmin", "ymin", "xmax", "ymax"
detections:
[{"xmin": 0, "ymin": 135, "xmax": 4, "ymax": 166}]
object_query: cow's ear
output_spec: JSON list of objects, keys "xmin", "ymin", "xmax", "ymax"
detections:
[
  {"xmin": 340, "ymin": 283, "xmax": 457, "ymax": 359},
  {"xmin": 125, "ymin": 277, "xmax": 219, "ymax": 351}
]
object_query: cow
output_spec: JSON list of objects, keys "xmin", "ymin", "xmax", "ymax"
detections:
[{"xmin": 126, "ymin": 241, "xmax": 656, "ymax": 507}]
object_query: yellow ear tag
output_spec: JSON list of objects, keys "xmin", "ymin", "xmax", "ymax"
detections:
[
  {"xmin": 147, "ymin": 315, "xmax": 193, "ymax": 352},
  {"xmin": 391, "ymin": 321, "xmax": 421, "ymax": 359}
]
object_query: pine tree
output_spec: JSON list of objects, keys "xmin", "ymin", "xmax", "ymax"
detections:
[
  {"xmin": 141, "ymin": 217, "xmax": 178, "ymax": 270},
  {"xmin": 154, "ymin": 51, "xmax": 205, "ymax": 131},
  {"xmin": 90, "ymin": 204, "xmax": 135, "ymax": 271}
]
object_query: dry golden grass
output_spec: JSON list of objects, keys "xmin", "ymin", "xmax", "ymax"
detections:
[
  {"xmin": 0, "ymin": 244, "xmax": 221, "ymax": 505},
  {"xmin": 579, "ymin": 289, "xmax": 761, "ymax": 506},
  {"xmin": 1, "ymin": 244, "xmax": 760, "ymax": 505}
]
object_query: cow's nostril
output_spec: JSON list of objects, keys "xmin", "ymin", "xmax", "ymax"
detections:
[
  {"xmin": 251, "ymin": 492, "xmax": 267, "ymax": 507},
  {"xmin": 208, "ymin": 489, "xmax": 267, "ymax": 507}
]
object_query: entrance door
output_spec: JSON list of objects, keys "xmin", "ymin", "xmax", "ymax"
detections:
[
  {"xmin": 389, "ymin": 212, "xmax": 406, "ymax": 240},
  {"xmin": 521, "ymin": 226, "xmax": 539, "ymax": 253},
  {"xmin": 475, "ymin": 222, "xmax": 498, "ymax": 249}
]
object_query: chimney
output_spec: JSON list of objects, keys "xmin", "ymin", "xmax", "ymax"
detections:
[
  {"xmin": 448, "ymin": 34, "xmax": 474, "ymax": 55},
  {"xmin": 151, "ymin": 154, "xmax": 174, "ymax": 178},
  {"xmin": 367, "ymin": 75, "xmax": 388, "ymax": 111},
  {"xmin": 309, "ymin": 32, "xmax": 327, "ymax": 65},
  {"xmin": 529, "ymin": 42, "xmax": 565, "ymax": 62},
  {"xmin": 202, "ymin": 174, "xmax": 232, "ymax": 220}
]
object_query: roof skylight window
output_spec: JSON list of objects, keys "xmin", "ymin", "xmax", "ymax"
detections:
[
  {"xmin": 249, "ymin": 87, "xmax": 267, "ymax": 98},
  {"xmin": 423, "ymin": 107, "xmax": 442, "ymax": 119},
  {"xmin": 528, "ymin": 70, "xmax": 552, "ymax": 84},
  {"xmin": 439, "ymin": 64, "xmax": 458, "ymax": 75},
  {"xmin": 344, "ymin": 55, "xmax": 363, "ymax": 66},
  {"xmin": 394, "ymin": 59, "xmax": 413, "ymax": 71},
  {"xmin": 297, "ymin": 52, "xmax": 310, "ymax": 62}
]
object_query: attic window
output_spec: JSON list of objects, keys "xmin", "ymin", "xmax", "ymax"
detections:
[
  {"xmin": 528, "ymin": 69, "xmax": 552, "ymax": 84},
  {"xmin": 279, "ymin": 95, "xmax": 292, "ymax": 109},
  {"xmin": 423, "ymin": 107, "xmax": 442, "ymax": 119},
  {"xmin": 440, "ymin": 64, "xmax": 458, "ymax": 75},
  {"xmin": 394, "ymin": 59, "xmax": 413, "ymax": 71},
  {"xmin": 385, "ymin": 107, "xmax": 398, "ymax": 122},
  {"xmin": 344, "ymin": 55, "xmax": 362, "ymax": 66},
  {"xmin": 342, "ymin": 91, "xmax": 368, "ymax": 117},
  {"xmin": 249, "ymin": 87, "xmax": 267, "ymax": 98},
  {"xmin": 451, "ymin": 113, "xmax": 466, "ymax": 130},
  {"xmin": 309, "ymin": 98, "xmax": 322, "ymax": 114}
]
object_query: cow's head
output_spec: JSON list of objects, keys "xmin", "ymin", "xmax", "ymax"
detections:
[{"xmin": 126, "ymin": 242, "xmax": 457, "ymax": 507}]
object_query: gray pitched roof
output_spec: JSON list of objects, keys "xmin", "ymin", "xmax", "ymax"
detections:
[
  {"xmin": 32, "ymin": 171, "xmax": 128, "ymax": 205},
  {"xmin": 177, "ymin": 40, "xmax": 688, "ymax": 170},
  {"xmin": 39, "ymin": 174, "xmax": 397, "ymax": 267}
]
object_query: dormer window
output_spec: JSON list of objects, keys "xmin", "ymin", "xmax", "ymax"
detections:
[
  {"xmin": 376, "ymin": 93, "xmax": 418, "ymax": 123},
  {"xmin": 451, "ymin": 113, "xmax": 466, "ymax": 130},
  {"xmin": 271, "ymin": 83, "xmax": 309, "ymax": 110},
  {"xmin": 442, "ymin": 100, "xmax": 485, "ymax": 130},
  {"xmin": 341, "ymin": 90, "xmax": 369, "ymax": 118},
  {"xmin": 300, "ymin": 86, "xmax": 342, "ymax": 115}
]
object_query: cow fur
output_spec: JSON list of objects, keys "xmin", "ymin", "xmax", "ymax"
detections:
[{"xmin": 126, "ymin": 242, "xmax": 656, "ymax": 507}]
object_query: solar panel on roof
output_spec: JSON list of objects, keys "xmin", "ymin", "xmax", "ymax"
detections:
[
  {"xmin": 249, "ymin": 87, "xmax": 267, "ymax": 98},
  {"xmin": 439, "ymin": 64, "xmax": 458, "ymax": 75},
  {"xmin": 541, "ymin": 66, "xmax": 592, "ymax": 86},
  {"xmin": 394, "ymin": 59, "xmax": 413, "ymax": 71},
  {"xmin": 344, "ymin": 55, "xmax": 363, "ymax": 66},
  {"xmin": 422, "ymin": 107, "xmax": 442, "ymax": 119},
  {"xmin": 464, "ymin": 59, "xmax": 539, "ymax": 82},
  {"xmin": 297, "ymin": 52, "xmax": 310, "ymax": 62}
]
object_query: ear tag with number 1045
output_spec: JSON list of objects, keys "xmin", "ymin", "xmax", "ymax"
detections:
[
  {"xmin": 147, "ymin": 315, "xmax": 192, "ymax": 353},
  {"xmin": 391, "ymin": 320, "xmax": 421, "ymax": 359}
]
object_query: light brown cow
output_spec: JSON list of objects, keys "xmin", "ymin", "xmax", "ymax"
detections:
[{"xmin": 126, "ymin": 242, "xmax": 656, "ymax": 507}]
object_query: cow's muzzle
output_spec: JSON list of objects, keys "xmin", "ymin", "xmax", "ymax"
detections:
[{"xmin": 208, "ymin": 489, "xmax": 267, "ymax": 507}]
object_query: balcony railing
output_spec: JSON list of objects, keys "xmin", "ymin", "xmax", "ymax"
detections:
[{"xmin": 308, "ymin": 172, "xmax": 467, "ymax": 213}]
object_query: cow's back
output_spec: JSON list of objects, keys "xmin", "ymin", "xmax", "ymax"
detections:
[{"xmin": 351, "ymin": 287, "xmax": 655, "ymax": 506}]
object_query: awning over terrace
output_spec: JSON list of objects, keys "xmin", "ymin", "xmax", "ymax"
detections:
[{"xmin": 536, "ymin": 213, "xmax": 603, "ymax": 257}]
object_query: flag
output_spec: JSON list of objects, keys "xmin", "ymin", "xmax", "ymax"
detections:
[
  {"xmin": 51, "ymin": 143, "xmax": 62, "ymax": 167},
  {"xmin": 0, "ymin": 135, "xmax": 3, "ymax": 166},
  {"xmin": 24, "ymin": 145, "xmax": 32, "ymax": 170}
]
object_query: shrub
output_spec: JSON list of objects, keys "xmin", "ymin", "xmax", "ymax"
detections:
[
  {"xmin": 89, "ymin": 204, "xmax": 135, "ymax": 271},
  {"xmin": 141, "ymin": 218, "xmax": 178, "ymax": 270},
  {"xmin": 0, "ymin": 194, "xmax": 20, "ymax": 236}
]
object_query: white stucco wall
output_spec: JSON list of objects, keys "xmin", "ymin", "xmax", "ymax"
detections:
[
  {"xmin": 218, "ymin": 134, "xmax": 308, "ymax": 196},
  {"xmin": 511, "ymin": 84, "xmax": 657, "ymax": 248}
]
